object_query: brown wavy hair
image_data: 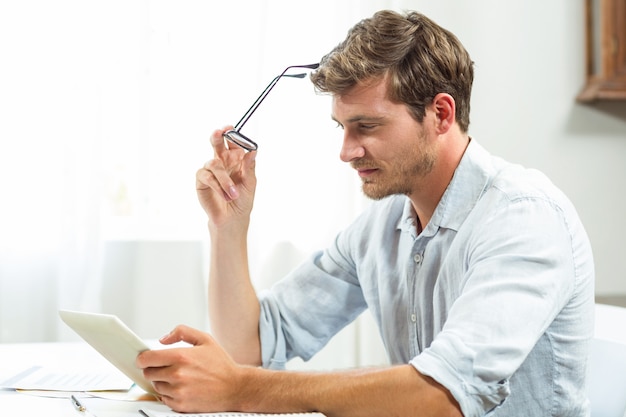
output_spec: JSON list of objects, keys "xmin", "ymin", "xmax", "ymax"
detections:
[{"xmin": 311, "ymin": 10, "xmax": 474, "ymax": 133}]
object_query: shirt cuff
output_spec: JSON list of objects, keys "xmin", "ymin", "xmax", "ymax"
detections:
[{"xmin": 409, "ymin": 338, "xmax": 510, "ymax": 417}]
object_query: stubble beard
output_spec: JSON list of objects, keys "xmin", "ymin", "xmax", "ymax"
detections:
[{"xmin": 359, "ymin": 144, "xmax": 436, "ymax": 201}]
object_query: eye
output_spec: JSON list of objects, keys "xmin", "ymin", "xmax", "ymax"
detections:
[
  {"xmin": 335, "ymin": 122, "xmax": 344, "ymax": 130},
  {"xmin": 359, "ymin": 123, "xmax": 377, "ymax": 130}
]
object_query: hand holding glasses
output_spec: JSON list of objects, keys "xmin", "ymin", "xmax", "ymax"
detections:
[{"xmin": 223, "ymin": 63, "xmax": 320, "ymax": 151}]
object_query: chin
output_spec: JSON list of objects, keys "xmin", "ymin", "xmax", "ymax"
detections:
[
  {"xmin": 361, "ymin": 186, "xmax": 397, "ymax": 201},
  {"xmin": 362, "ymin": 180, "xmax": 413, "ymax": 200}
]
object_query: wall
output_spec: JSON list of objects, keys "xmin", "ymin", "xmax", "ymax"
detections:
[
  {"xmin": 406, "ymin": 0, "xmax": 626, "ymax": 295},
  {"xmin": 99, "ymin": 241, "xmax": 209, "ymax": 339}
]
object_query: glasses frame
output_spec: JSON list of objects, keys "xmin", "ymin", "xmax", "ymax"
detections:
[{"xmin": 223, "ymin": 63, "xmax": 319, "ymax": 151}]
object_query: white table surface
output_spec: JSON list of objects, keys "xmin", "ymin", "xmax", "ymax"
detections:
[{"xmin": 0, "ymin": 341, "xmax": 162, "ymax": 417}]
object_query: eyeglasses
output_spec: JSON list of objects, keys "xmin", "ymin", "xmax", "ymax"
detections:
[{"xmin": 223, "ymin": 63, "xmax": 320, "ymax": 151}]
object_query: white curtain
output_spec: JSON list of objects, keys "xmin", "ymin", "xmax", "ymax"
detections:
[{"xmin": 0, "ymin": 0, "xmax": 396, "ymax": 367}]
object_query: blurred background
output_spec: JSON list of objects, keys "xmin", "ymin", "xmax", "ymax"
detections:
[{"xmin": 0, "ymin": 0, "xmax": 624, "ymax": 371}]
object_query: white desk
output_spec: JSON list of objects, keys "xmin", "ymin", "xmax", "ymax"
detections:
[{"xmin": 0, "ymin": 342, "xmax": 159, "ymax": 417}]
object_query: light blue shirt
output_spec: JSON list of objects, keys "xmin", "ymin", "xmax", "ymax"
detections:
[{"xmin": 258, "ymin": 140, "xmax": 595, "ymax": 417}]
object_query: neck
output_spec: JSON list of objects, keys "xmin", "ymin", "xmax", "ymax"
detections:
[{"xmin": 408, "ymin": 134, "xmax": 470, "ymax": 231}]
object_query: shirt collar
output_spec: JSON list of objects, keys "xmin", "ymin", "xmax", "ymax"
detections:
[{"xmin": 398, "ymin": 139, "xmax": 494, "ymax": 236}]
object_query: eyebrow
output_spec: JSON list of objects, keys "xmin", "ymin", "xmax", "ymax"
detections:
[{"xmin": 331, "ymin": 115, "xmax": 386, "ymax": 124}]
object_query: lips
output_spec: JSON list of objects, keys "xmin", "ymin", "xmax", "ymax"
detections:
[
  {"xmin": 357, "ymin": 168, "xmax": 378, "ymax": 178},
  {"xmin": 351, "ymin": 161, "xmax": 378, "ymax": 178}
]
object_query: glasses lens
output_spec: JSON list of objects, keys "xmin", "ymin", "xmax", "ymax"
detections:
[{"xmin": 223, "ymin": 130, "xmax": 258, "ymax": 151}]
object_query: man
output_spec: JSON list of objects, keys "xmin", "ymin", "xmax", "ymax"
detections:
[{"xmin": 137, "ymin": 10, "xmax": 594, "ymax": 416}]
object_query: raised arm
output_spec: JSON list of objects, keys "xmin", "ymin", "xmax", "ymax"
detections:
[{"xmin": 196, "ymin": 127, "xmax": 261, "ymax": 365}]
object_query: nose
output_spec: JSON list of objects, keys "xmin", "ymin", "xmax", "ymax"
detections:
[{"xmin": 339, "ymin": 131, "xmax": 365, "ymax": 163}]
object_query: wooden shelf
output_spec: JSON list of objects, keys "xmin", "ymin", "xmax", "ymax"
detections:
[{"xmin": 577, "ymin": 0, "xmax": 626, "ymax": 102}]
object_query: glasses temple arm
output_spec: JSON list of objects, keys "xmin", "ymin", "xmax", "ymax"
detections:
[
  {"xmin": 233, "ymin": 74, "xmax": 282, "ymax": 130},
  {"xmin": 233, "ymin": 63, "xmax": 319, "ymax": 131}
]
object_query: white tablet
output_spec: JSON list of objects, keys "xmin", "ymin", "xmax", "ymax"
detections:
[{"xmin": 59, "ymin": 309, "xmax": 157, "ymax": 395}]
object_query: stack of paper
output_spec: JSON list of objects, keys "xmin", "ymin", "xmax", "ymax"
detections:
[{"xmin": 0, "ymin": 365, "xmax": 134, "ymax": 392}]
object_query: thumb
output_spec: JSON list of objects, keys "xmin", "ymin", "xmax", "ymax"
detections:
[
  {"xmin": 242, "ymin": 150, "xmax": 257, "ymax": 173},
  {"xmin": 159, "ymin": 324, "xmax": 211, "ymax": 346}
]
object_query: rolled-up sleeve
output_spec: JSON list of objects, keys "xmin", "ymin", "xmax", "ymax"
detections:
[{"xmin": 258, "ymin": 247, "xmax": 368, "ymax": 369}]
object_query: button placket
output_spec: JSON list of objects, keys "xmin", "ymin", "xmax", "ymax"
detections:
[{"xmin": 408, "ymin": 250, "xmax": 424, "ymax": 356}]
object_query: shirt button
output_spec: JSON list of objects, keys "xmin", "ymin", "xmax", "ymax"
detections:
[
  {"xmin": 410, "ymin": 314, "xmax": 417, "ymax": 323},
  {"xmin": 413, "ymin": 253, "xmax": 423, "ymax": 263}
]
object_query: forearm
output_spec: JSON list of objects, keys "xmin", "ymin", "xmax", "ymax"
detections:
[
  {"xmin": 208, "ymin": 224, "xmax": 261, "ymax": 366},
  {"xmin": 235, "ymin": 365, "xmax": 462, "ymax": 417}
]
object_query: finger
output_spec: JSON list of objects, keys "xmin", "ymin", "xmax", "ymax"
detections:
[
  {"xmin": 150, "ymin": 380, "xmax": 180, "ymax": 405},
  {"xmin": 137, "ymin": 342, "xmax": 198, "ymax": 369},
  {"xmin": 151, "ymin": 381, "xmax": 169, "ymax": 398},
  {"xmin": 155, "ymin": 388, "xmax": 174, "ymax": 411},
  {"xmin": 136, "ymin": 349, "xmax": 173, "ymax": 369},
  {"xmin": 196, "ymin": 165, "xmax": 233, "ymax": 202},
  {"xmin": 233, "ymin": 150, "xmax": 257, "ymax": 194},
  {"xmin": 160, "ymin": 324, "xmax": 212, "ymax": 346},
  {"xmin": 242, "ymin": 149, "xmax": 257, "ymax": 174},
  {"xmin": 211, "ymin": 126, "xmax": 238, "ymax": 160},
  {"xmin": 159, "ymin": 394, "xmax": 188, "ymax": 414},
  {"xmin": 197, "ymin": 159, "xmax": 239, "ymax": 200}
]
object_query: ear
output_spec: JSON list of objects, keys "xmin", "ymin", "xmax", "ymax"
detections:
[{"xmin": 432, "ymin": 93, "xmax": 456, "ymax": 134}]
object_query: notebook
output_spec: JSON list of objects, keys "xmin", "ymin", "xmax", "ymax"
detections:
[{"xmin": 139, "ymin": 409, "xmax": 325, "ymax": 417}]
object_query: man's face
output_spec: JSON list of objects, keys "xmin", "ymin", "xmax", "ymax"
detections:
[{"xmin": 331, "ymin": 77, "xmax": 437, "ymax": 200}]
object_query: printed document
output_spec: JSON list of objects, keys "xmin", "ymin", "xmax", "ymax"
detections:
[{"xmin": 0, "ymin": 365, "xmax": 134, "ymax": 392}]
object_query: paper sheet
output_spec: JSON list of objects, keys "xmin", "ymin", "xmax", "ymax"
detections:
[
  {"xmin": 0, "ymin": 365, "xmax": 134, "ymax": 392},
  {"xmin": 139, "ymin": 403, "xmax": 325, "ymax": 417}
]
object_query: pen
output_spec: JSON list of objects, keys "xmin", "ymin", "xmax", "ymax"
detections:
[{"xmin": 71, "ymin": 394, "xmax": 86, "ymax": 412}]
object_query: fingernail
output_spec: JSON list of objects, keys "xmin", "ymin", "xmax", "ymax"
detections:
[{"xmin": 228, "ymin": 185, "xmax": 239, "ymax": 199}]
